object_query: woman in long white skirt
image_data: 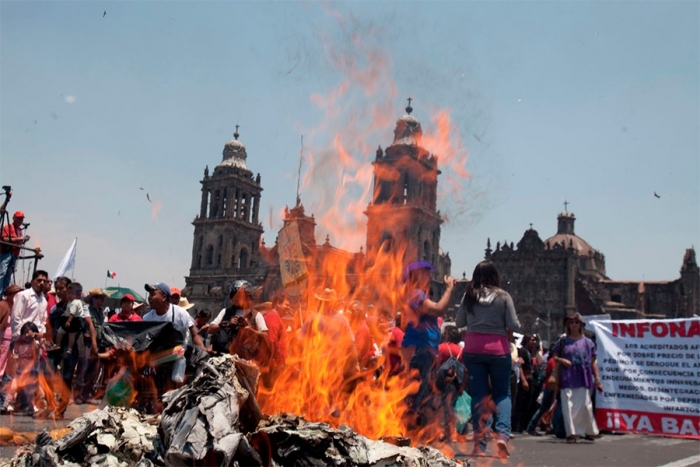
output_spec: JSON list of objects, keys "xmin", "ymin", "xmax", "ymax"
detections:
[{"xmin": 552, "ymin": 312, "xmax": 603, "ymax": 443}]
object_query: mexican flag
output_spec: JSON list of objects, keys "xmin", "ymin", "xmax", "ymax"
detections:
[{"xmin": 107, "ymin": 270, "xmax": 116, "ymax": 279}]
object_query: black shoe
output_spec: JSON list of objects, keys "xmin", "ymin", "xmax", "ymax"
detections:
[{"xmin": 527, "ymin": 429, "xmax": 542, "ymax": 436}]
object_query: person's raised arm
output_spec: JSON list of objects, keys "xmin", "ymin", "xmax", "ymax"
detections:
[{"xmin": 419, "ymin": 276, "xmax": 456, "ymax": 317}]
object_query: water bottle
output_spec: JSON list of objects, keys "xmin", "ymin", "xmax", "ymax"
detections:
[{"xmin": 171, "ymin": 357, "xmax": 186, "ymax": 383}]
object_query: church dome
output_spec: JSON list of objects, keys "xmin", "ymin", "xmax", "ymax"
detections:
[
  {"xmin": 389, "ymin": 99, "xmax": 423, "ymax": 147},
  {"xmin": 544, "ymin": 211, "xmax": 597, "ymax": 256},
  {"xmin": 219, "ymin": 127, "xmax": 248, "ymax": 170}
]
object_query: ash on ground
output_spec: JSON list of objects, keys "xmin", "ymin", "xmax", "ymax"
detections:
[{"xmin": 10, "ymin": 355, "xmax": 466, "ymax": 466}]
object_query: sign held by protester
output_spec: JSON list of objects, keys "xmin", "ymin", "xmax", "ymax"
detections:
[
  {"xmin": 592, "ymin": 318, "xmax": 700, "ymax": 439},
  {"xmin": 278, "ymin": 220, "xmax": 308, "ymax": 287}
]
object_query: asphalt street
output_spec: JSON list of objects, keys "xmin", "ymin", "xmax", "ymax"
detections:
[{"xmin": 0, "ymin": 408, "xmax": 697, "ymax": 466}]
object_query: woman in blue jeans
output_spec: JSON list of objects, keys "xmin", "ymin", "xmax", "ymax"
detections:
[{"xmin": 456, "ymin": 260, "xmax": 521, "ymax": 459}]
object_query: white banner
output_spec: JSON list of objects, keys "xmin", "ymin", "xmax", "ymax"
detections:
[
  {"xmin": 54, "ymin": 237, "xmax": 77, "ymax": 279},
  {"xmin": 591, "ymin": 318, "xmax": 700, "ymax": 439}
]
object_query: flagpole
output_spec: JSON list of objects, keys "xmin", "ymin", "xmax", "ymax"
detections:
[{"xmin": 72, "ymin": 237, "xmax": 77, "ymax": 280}]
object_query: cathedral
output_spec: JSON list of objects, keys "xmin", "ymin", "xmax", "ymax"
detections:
[
  {"xmin": 183, "ymin": 105, "xmax": 699, "ymax": 339},
  {"xmin": 184, "ymin": 103, "xmax": 451, "ymax": 311},
  {"xmin": 481, "ymin": 209, "xmax": 699, "ymax": 341}
]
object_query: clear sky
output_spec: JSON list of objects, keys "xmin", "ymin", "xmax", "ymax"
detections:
[{"xmin": 1, "ymin": 1, "xmax": 698, "ymax": 293}]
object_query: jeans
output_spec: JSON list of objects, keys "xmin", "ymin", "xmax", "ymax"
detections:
[
  {"xmin": 527, "ymin": 386, "xmax": 555, "ymax": 432},
  {"xmin": 406, "ymin": 346, "xmax": 438, "ymax": 427},
  {"xmin": 463, "ymin": 353, "xmax": 512, "ymax": 450},
  {"xmin": 0, "ymin": 252, "xmax": 16, "ymax": 292}
]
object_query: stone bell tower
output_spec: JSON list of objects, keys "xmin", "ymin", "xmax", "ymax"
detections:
[
  {"xmin": 184, "ymin": 126, "xmax": 265, "ymax": 312},
  {"xmin": 364, "ymin": 99, "xmax": 449, "ymax": 278}
]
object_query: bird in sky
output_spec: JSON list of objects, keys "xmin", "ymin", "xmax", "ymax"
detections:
[
  {"xmin": 654, "ymin": 191, "xmax": 661, "ymax": 198},
  {"xmin": 103, "ymin": 11, "xmax": 107, "ymax": 17},
  {"xmin": 147, "ymin": 193, "xmax": 152, "ymax": 203}
]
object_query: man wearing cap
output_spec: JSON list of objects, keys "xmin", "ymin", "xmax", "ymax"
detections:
[
  {"xmin": 209, "ymin": 280, "xmax": 267, "ymax": 355},
  {"xmin": 142, "ymin": 282, "xmax": 205, "ymax": 350},
  {"xmin": 169, "ymin": 287, "xmax": 182, "ymax": 305},
  {"xmin": 108, "ymin": 294, "xmax": 142, "ymax": 322},
  {"xmin": 0, "ymin": 211, "xmax": 30, "ymax": 291}
]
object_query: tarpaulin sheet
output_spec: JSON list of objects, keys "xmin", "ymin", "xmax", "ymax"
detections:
[{"xmin": 103, "ymin": 321, "xmax": 186, "ymax": 353}]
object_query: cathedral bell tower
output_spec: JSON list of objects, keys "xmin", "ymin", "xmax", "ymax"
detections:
[
  {"xmin": 364, "ymin": 100, "xmax": 445, "ymax": 274},
  {"xmin": 185, "ymin": 126, "xmax": 264, "ymax": 311}
]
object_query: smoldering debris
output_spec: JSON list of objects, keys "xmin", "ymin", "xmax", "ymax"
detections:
[
  {"xmin": 158, "ymin": 354, "xmax": 263, "ymax": 466},
  {"xmin": 10, "ymin": 354, "xmax": 466, "ymax": 467},
  {"xmin": 251, "ymin": 414, "xmax": 463, "ymax": 467},
  {"xmin": 10, "ymin": 407, "xmax": 160, "ymax": 467}
]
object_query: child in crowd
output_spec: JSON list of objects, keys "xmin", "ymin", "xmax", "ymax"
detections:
[
  {"xmin": 55, "ymin": 282, "xmax": 84, "ymax": 355},
  {"xmin": 2, "ymin": 322, "xmax": 47, "ymax": 415}
]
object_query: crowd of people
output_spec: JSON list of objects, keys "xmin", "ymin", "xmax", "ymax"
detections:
[{"xmin": 0, "ymin": 214, "xmax": 605, "ymax": 459}]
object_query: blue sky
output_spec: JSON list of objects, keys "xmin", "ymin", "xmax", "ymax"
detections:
[{"xmin": 1, "ymin": 1, "xmax": 698, "ymax": 293}]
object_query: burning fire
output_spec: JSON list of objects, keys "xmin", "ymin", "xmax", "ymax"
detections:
[{"xmin": 257, "ymin": 4, "xmax": 473, "ymax": 448}]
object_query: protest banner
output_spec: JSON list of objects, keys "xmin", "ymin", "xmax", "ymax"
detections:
[
  {"xmin": 591, "ymin": 317, "xmax": 700, "ymax": 439},
  {"xmin": 278, "ymin": 220, "xmax": 308, "ymax": 287}
]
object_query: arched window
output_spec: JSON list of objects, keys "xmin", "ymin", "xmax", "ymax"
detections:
[
  {"xmin": 231, "ymin": 254, "xmax": 236, "ymax": 267},
  {"xmin": 198, "ymin": 236, "xmax": 203, "ymax": 251},
  {"xmin": 206, "ymin": 245, "xmax": 214, "ymax": 266},
  {"xmin": 217, "ymin": 253, "xmax": 221, "ymax": 266},
  {"xmin": 423, "ymin": 240, "xmax": 431, "ymax": 261},
  {"xmin": 380, "ymin": 232, "xmax": 394, "ymax": 253},
  {"xmin": 197, "ymin": 255, "xmax": 202, "ymax": 268},
  {"xmin": 218, "ymin": 234, "xmax": 223, "ymax": 247},
  {"xmin": 239, "ymin": 248, "xmax": 249, "ymax": 269}
]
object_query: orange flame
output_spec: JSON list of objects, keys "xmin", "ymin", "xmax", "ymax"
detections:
[{"xmin": 261, "ymin": 3, "xmax": 473, "ymax": 450}]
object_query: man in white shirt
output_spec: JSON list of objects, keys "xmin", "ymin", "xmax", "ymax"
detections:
[
  {"xmin": 10, "ymin": 270, "xmax": 48, "ymax": 342},
  {"xmin": 142, "ymin": 282, "xmax": 206, "ymax": 351}
]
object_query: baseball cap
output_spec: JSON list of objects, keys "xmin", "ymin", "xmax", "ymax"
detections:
[
  {"xmin": 145, "ymin": 282, "xmax": 171, "ymax": 299},
  {"xmin": 120, "ymin": 293, "xmax": 135, "ymax": 303},
  {"xmin": 402, "ymin": 260, "xmax": 435, "ymax": 282},
  {"xmin": 13, "ymin": 211, "xmax": 25, "ymax": 218},
  {"xmin": 170, "ymin": 286, "xmax": 182, "ymax": 297}
]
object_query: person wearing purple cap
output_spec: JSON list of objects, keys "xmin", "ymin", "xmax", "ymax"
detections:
[{"xmin": 401, "ymin": 260, "xmax": 455, "ymax": 431}]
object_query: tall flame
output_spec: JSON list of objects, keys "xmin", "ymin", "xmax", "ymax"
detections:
[{"xmin": 258, "ymin": 4, "xmax": 473, "ymax": 447}]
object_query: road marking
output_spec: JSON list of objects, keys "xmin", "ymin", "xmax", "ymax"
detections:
[
  {"xmin": 647, "ymin": 438, "xmax": 686, "ymax": 446},
  {"xmin": 658, "ymin": 455, "xmax": 700, "ymax": 467}
]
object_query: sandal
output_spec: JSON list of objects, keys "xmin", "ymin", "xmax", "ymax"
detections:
[{"xmin": 567, "ymin": 435, "xmax": 577, "ymax": 444}]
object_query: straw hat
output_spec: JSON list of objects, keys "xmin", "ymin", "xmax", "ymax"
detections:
[
  {"xmin": 314, "ymin": 288, "xmax": 338, "ymax": 302},
  {"xmin": 178, "ymin": 297, "xmax": 195, "ymax": 310},
  {"xmin": 87, "ymin": 288, "xmax": 107, "ymax": 298}
]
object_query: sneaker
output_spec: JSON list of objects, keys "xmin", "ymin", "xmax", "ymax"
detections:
[
  {"xmin": 527, "ymin": 428, "xmax": 542, "ymax": 436},
  {"xmin": 496, "ymin": 439, "xmax": 510, "ymax": 459},
  {"xmin": 73, "ymin": 397, "xmax": 84, "ymax": 405}
]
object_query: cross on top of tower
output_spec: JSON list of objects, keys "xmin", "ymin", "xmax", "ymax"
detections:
[
  {"xmin": 234, "ymin": 124, "xmax": 240, "ymax": 140},
  {"xmin": 529, "ymin": 223, "xmax": 533, "ymax": 230},
  {"xmin": 406, "ymin": 97, "xmax": 413, "ymax": 115},
  {"xmin": 564, "ymin": 200, "xmax": 569, "ymax": 212}
]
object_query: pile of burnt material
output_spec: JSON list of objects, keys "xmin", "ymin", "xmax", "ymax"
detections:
[
  {"xmin": 252, "ymin": 414, "xmax": 463, "ymax": 467},
  {"xmin": 10, "ymin": 407, "xmax": 160, "ymax": 467},
  {"xmin": 11, "ymin": 354, "xmax": 465, "ymax": 466}
]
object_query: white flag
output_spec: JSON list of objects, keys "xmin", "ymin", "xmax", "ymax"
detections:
[{"xmin": 54, "ymin": 238, "xmax": 77, "ymax": 279}]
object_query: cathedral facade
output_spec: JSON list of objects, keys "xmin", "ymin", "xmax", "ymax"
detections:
[{"xmin": 483, "ymin": 209, "xmax": 699, "ymax": 342}]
